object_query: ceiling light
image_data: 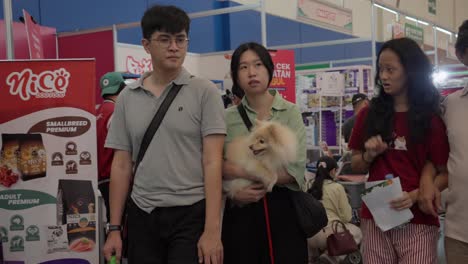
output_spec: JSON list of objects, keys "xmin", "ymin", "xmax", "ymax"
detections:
[{"xmin": 374, "ymin": 4, "xmax": 398, "ymax": 15}]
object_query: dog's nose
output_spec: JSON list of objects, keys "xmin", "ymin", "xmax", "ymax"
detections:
[{"xmin": 249, "ymin": 145, "xmax": 254, "ymax": 150}]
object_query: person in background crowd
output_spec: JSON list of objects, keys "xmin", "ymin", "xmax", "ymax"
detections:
[
  {"xmin": 222, "ymin": 85, "xmax": 245, "ymax": 108},
  {"xmin": 342, "ymin": 93, "xmax": 369, "ymax": 143},
  {"xmin": 349, "ymin": 37, "xmax": 449, "ymax": 264},
  {"xmin": 231, "ymin": 84, "xmax": 244, "ymax": 106},
  {"xmin": 96, "ymin": 72, "xmax": 126, "ymax": 224},
  {"xmin": 419, "ymin": 19, "xmax": 468, "ymax": 264},
  {"xmin": 222, "ymin": 42, "xmax": 308, "ymax": 264},
  {"xmin": 307, "ymin": 156, "xmax": 362, "ymax": 263},
  {"xmin": 102, "ymin": 5, "xmax": 225, "ymax": 264}
]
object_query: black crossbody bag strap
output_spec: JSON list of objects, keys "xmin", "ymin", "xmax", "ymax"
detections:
[
  {"xmin": 237, "ymin": 104, "xmax": 253, "ymax": 131},
  {"xmin": 133, "ymin": 83, "xmax": 183, "ymax": 176},
  {"xmin": 121, "ymin": 83, "xmax": 183, "ymax": 258},
  {"xmin": 237, "ymin": 103, "xmax": 275, "ymax": 264}
]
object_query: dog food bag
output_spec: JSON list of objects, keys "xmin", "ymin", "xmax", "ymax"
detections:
[
  {"xmin": 0, "ymin": 134, "xmax": 21, "ymax": 187},
  {"xmin": 46, "ymin": 225, "xmax": 69, "ymax": 254},
  {"xmin": 57, "ymin": 180, "xmax": 96, "ymax": 252},
  {"xmin": 1, "ymin": 134, "xmax": 20, "ymax": 168},
  {"xmin": 19, "ymin": 133, "xmax": 47, "ymax": 181}
]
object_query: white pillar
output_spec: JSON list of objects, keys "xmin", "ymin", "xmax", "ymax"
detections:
[
  {"xmin": 260, "ymin": 0, "xmax": 267, "ymax": 47},
  {"xmin": 4, "ymin": 0, "xmax": 14, "ymax": 59}
]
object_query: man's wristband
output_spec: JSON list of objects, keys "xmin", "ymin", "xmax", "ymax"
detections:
[
  {"xmin": 362, "ymin": 151, "xmax": 373, "ymax": 164},
  {"xmin": 106, "ymin": 224, "xmax": 122, "ymax": 234}
]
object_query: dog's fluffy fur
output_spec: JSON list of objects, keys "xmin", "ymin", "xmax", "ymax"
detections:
[{"xmin": 223, "ymin": 119, "xmax": 297, "ymax": 198}]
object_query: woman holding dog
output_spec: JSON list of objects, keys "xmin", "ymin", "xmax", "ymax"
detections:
[
  {"xmin": 349, "ymin": 37, "xmax": 449, "ymax": 263},
  {"xmin": 221, "ymin": 42, "xmax": 308, "ymax": 264}
]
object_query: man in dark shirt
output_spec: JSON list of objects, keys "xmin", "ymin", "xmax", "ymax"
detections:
[{"xmin": 342, "ymin": 93, "xmax": 369, "ymax": 143}]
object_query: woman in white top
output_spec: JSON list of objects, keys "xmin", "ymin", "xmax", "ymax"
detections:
[{"xmin": 307, "ymin": 156, "xmax": 362, "ymax": 263}]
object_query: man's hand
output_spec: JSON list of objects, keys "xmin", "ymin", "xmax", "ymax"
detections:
[
  {"xmin": 418, "ymin": 181, "xmax": 441, "ymax": 217},
  {"xmin": 364, "ymin": 135, "xmax": 388, "ymax": 160},
  {"xmin": 390, "ymin": 190, "xmax": 417, "ymax": 211},
  {"xmin": 232, "ymin": 183, "xmax": 267, "ymax": 204},
  {"xmin": 103, "ymin": 231, "xmax": 122, "ymax": 263},
  {"xmin": 197, "ymin": 228, "xmax": 223, "ymax": 264}
]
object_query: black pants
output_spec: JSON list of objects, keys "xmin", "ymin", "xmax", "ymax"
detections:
[
  {"xmin": 127, "ymin": 198, "xmax": 205, "ymax": 264},
  {"xmin": 98, "ymin": 181, "xmax": 110, "ymax": 222},
  {"xmin": 222, "ymin": 186, "xmax": 308, "ymax": 264}
]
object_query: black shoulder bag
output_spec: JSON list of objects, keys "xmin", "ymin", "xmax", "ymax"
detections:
[
  {"xmin": 121, "ymin": 83, "xmax": 183, "ymax": 256},
  {"xmin": 237, "ymin": 104, "xmax": 328, "ymax": 239}
]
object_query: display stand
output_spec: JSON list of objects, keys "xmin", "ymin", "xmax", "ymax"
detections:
[{"xmin": 296, "ymin": 65, "xmax": 373, "ymax": 161}]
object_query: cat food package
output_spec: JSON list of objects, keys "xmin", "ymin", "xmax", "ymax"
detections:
[
  {"xmin": 46, "ymin": 225, "xmax": 69, "ymax": 254},
  {"xmin": 19, "ymin": 133, "xmax": 47, "ymax": 181},
  {"xmin": 57, "ymin": 180, "xmax": 95, "ymax": 252}
]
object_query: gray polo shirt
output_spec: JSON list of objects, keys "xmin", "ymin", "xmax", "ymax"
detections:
[
  {"xmin": 443, "ymin": 84, "xmax": 468, "ymax": 243},
  {"xmin": 105, "ymin": 68, "xmax": 226, "ymax": 212}
]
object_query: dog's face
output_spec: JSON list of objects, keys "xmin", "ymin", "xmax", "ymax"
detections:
[
  {"xmin": 248, "ymin": 121, "xmax": 279, "ymax": 157},
  {"xmin": 249, "ymin": 135, "xmax": 269, "ymax": 156}
]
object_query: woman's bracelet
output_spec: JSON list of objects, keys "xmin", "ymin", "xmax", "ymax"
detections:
[{"xmin": 362, "ymin": 151, "xmax": 373, "ymax": 164}]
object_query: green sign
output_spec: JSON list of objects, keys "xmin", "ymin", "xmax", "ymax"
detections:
[
  {"xmin": 296, "ymin": 63, "xmax": 330, "ymax": 71},
  {"xmin": 10, "ymin": 215, "xmax": 24, "ymax": 231},
  {"xmin": 428, "ymin": 0, "xmax": 436, "ymax": 15},
  {"xmin": 405, "ymin": 23, "xmax": 424, "ymax": 46},
  {"xmin": 10, "ymin": 235, "xmax": 24, "ymax": 252},
  {"xmin": 0, "ymin": 189, "xmax": 56, "ymax": 210},
  {"xmin": 26, "ymin": 225, "xmax": 40, "ymax": 241}
]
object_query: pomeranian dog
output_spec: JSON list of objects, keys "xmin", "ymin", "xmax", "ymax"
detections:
[{"xmin": 223, "ymin": 119, "xmax": 297, "ymax": 198}]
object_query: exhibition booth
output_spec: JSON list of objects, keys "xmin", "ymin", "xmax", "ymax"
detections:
[{"xmin": 0, "ymin": 0, "xmax": 466, "ymax": 263}]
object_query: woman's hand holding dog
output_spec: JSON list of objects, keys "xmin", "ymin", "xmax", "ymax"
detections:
[
  {"xmin": 223, "ymin": 160, "xmax": 258, "ymax": 182},
  {"xmin": 233, "ymin": 183, "xmax": 267, "ymax": 204}
]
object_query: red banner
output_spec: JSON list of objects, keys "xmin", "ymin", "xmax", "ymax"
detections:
[
  {"xmin": 58, "ymin": 30, "xmax": 115, "ymax": 105},
  {"xmin": 23, "ymin": 9, "xmax": 44, "ymax": 59},
  {"xmin": 0, "ymin": 60, "xmax": 96, "ymax": 123},
  {"xmin": 269, "ymin": 50, "xmax": 296, "ymax": 103}
]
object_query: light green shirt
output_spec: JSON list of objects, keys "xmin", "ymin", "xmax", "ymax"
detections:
[{"xmin": 224, "ymin": 90, "xmax": 306, "ymax": 191}]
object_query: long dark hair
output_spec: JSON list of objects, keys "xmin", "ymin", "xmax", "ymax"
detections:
[
  {"xmin": 308, "ymin": 156, "xmax": 338, "ymax": 200},
  {"xmin": 366, "ymin": 38, "xmax": 440, "ymax": 144},
  {"xmin": 456, "ymin": 20, "xmax": 468, "ymax": 55},
  {"xmin": 230, "ymin": 42, "xmax": 274, "ymax": 90}
]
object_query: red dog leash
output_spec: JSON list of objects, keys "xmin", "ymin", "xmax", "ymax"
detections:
[{"xmin": 263, "ymin": 196, "xmax": 275, "ymax": 264}]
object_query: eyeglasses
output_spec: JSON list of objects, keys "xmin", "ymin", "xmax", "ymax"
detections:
[{"xmin": 150, "ymin": 36, "xmax": 189, "ymax": 49}]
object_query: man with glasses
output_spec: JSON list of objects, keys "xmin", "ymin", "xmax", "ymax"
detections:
[{"xmin": 103, "ymin": 5, "xmax": 225, "ymax": 264}]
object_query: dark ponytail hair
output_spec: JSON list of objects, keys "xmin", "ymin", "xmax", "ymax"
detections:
[{"xmin": 308, "ymin": 156, "xmax": 338, "ymax": 200}]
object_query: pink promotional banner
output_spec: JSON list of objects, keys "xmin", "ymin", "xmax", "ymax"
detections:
[
  {"xmin": 23, "ymin": 9, "xmax": 44, "ymax": 59},
  {"xmin": 0, "ymin": 21, "xmax": 56, "ymax": 60},
  {"xmin": 269, "ymin": 50, "xmax": 296, "ymax": 103}
]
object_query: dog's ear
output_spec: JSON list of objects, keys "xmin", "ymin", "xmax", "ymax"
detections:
[{"xmin": 267, "ymin": 124, "xmax": 279, "ymax": 142}]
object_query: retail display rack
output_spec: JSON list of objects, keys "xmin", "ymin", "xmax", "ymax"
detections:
[{"xmin": 296, "ymin": 65, "xmax": 373, "ymax": 158}]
